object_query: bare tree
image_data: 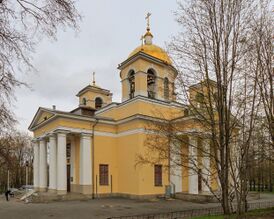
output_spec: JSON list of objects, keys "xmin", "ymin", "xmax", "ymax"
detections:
[
  {"xmin": 249, "ymin": 1, "xmax": 273, "ymax": 148},
  {"xmin": 137, "ymin": 0, "xmax": 271, "ymax": 216},
  {"xmin": 0, "ymin": 131, "xmax": 32, "ymax": 192},
  {"xmin": 0, "ymin": 0, "xmax": 81, "ymax": 131},
  {"xmin": 170, "ymin": 0, "xmax": 262, "ymax": 215}
]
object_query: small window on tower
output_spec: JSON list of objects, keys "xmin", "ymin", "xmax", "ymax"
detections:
[
  {"xmin": 95, "ymin": 97, "xmax": 103, "ymax": 109},
  {"xmin": 164, "ymin": 77, "xmax": 169, "ymax": 100},
  {"xmin": 82, "ymin": 98, "xmax": 87, "ymax": 105}
]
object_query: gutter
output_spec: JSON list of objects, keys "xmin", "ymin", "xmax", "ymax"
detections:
[{"xmin": 91, "ymin": 118, "xmax": 99, "ymax": 199}]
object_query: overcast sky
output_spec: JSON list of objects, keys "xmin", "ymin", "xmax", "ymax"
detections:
[{"xmin": 14, "ymin": 0, "xmax": 180, "ymax": 133}]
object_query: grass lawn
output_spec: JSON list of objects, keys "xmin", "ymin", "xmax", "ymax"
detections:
[{"xmin": 192, "ymin": 207, "xmax": 274, "ymax": 219}]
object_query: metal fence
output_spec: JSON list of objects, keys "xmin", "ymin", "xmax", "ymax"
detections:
[{"xmin": 107, "ymin": 201, "xmax": 274, "ymax": 219}]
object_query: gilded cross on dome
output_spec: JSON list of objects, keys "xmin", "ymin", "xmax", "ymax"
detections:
[{"xmin": 145, "ymin": 12, "xmax": 152, "ymax": 31}]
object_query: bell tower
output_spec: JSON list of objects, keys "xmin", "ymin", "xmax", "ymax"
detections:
[
  {"xmin": 76, "ymin": 72, "xmax": 112, "ymax": 110},
  {"xmin": 118, "ymin": 13, "xmax": 178, "ymax": 102}
]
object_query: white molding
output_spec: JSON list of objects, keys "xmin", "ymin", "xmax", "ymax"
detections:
[{"xmin": 35, "ymin": 126, "xmax": 148, "ymax": 139}]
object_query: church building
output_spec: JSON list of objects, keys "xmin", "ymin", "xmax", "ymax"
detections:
[{"xmin": 29, "ymin": 16, "xmax": 217, "ymax": 198}]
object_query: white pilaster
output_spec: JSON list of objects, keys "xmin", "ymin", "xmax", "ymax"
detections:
[
  {"xmin": 49, "ymin": 134, "xmax": 57, "ymax": 191},
  {"xmin": 188, "ymin": 136, "xmax": 199, "ymax": 194},
  {"xmin": 80, "ymin": 133, "xmax": 92, "ymax": 194},
  {"xmin": 170, "ymin": 141, "xmax": 182, "ymax": 193},
  {"xmin": 202, "ymin": 139, "xmax": 211, "ymax": 193},
  {"xmin": 57, "ymin": 132, "xmax": 67, "ymax": 195},
  {"xmin": 33, "ymin": 140, "xmax": 40, "ymax": 190},
  {"xmin": 39, "ymin": 139, "xmax": 47, "ymax": 191},
  {"xmin": 70, "ymin": 137, "xmax": 76, "ymax": 184}
]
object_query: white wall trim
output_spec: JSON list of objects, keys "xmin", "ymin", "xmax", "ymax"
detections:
[{"xmin": 36, "ymin": 126, "xmax": 148, "ymax": 139}]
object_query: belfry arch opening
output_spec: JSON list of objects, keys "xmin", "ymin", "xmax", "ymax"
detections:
[
  {"xmin": 128, "ymin": 70, "xmax": 135, "ymax": 99},
  {"xmin": 164, "ymin": 77, "xmax": 169, "ymax": 100},
  {"xmin": 82, "ymin": 97, "xmax": 87, "ymax": 105},
  {"xmin": 95, "ymin": 97, "xmax": 103, "ymax": 109},
  {"xmin": 147, "ymin": 69, "xmax": 156, "ymax": 99}
]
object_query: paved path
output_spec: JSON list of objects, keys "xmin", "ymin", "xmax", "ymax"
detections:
[{"xmin": 0, "ymin": 193, "xmax": 273, "ymax": 219}]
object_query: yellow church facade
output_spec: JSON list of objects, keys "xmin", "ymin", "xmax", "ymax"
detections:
[{"xmin": 29, "ymin": 19, "xmax": 218, "ymax": 198}]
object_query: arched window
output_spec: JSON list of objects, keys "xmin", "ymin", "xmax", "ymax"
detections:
[
  {"xmin": 164, "ymin": 77, "xmax": 169, "ymax": 100},
  {"xmin": 128, "ymin": 70, "xmax": 135, "ymax": 99},
  {"xmin": 147, "ymin": 69, "xmax": 156, "ymax": 99},
  {"xmin": 95, "ymin": 97, "xmax": 103, "ymax": 109},
  {"xmin": 82, "ymin": 97, "xmax": 87, "ymax": 105}
]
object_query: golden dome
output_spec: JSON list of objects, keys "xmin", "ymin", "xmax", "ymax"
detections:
[{"xmin": 128, "ymin": 44, "xmax": 172, "ymax": 65}]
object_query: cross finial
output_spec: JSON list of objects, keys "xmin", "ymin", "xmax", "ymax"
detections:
[
  {"xmin": 92, "ymin": 72, "xmax": 96, "ymax": 86},
  {"xmin": 145, "ymin": 12, "xmax": 152, "ymax": 31}
]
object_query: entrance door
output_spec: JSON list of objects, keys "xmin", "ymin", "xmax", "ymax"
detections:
[{"xmin": 67, "ymin": 164, "xmax": 71, "ymax": 192}]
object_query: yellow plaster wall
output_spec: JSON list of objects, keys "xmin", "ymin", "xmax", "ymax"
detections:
[
  {"xmin": 181, "ymin": 140, "xmax": 189, "ymax": 192},
  {"xmin": 137, "ymin": 133, "xmax": 169, "ymax": 195},
  {"xmin": 34, "ymin": 119, "xmax": 60, "ymax": 137},
  {"xmin": 116, "ymin": 133, "xmax": 141, "ymax": 195},
  {"xmin": 135, "ymin": 72, "xmax": 147, "ymax": 95},
  {"xmin": 121, "ymin": 79, "xmax": 129, "ymax": 100},
  {"xmin": 93, "ymin": 135, "xmax": 118, "ymax": 194}
]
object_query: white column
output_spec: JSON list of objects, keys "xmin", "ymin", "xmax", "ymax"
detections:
[
  {"xmin": 188, "ymin": 136, "xmax": 199, "ymax": 194},
  {"xmin": 49, "ymin": 134, "xmax": 57, "ymax": 192},
  {"xmin": 33, "ymin": 140, "xmax": 40, "ymax": 191},
  {"xmin": 80, "ymin": 133, "xmax": 92, "ymax": 194},
  {"xmin": 57, "ymin": 132, "xmax": 67, "ymax": 195},
  {"xmin": 170, "ymin": 141, "xmax": 182, "ymax": 193},
  {"xmin": 202, "ymin": 139, "xmax": 211, "ymax": 193},
  {"xmin": 39, "ymin": 139, "xmax": 47, "ymax": 191}
]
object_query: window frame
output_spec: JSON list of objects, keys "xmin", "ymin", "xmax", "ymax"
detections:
[
  {"xmin": 99, "ymin": 164, "xmax": 109, "ymax": 186},
  {"xmin": 154, "ymin": 164, "xmax": 163, "ymax": 187}
]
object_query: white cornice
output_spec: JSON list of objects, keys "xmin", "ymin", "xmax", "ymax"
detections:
[{"xmin": 34, "ymin": 126, "xmax": 148, "ymax": 139}]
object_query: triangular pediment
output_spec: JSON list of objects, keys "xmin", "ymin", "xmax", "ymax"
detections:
[{"xmin": 28, "ymin": 107, "xmax": 56, "ymax": 131}]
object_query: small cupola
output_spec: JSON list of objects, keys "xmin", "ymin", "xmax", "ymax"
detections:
[{"xmin": 75, "ymin": 72, "xmax": 113, "ymax": 110}]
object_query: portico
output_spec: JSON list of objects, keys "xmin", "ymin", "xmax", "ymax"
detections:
[
  {"xmin": 170, "ymin": 134, "xmax": 212, "ymax": 195},
  {"xmin": 32, "ymin": 130, "xmax": 93, "ymax": 195}
]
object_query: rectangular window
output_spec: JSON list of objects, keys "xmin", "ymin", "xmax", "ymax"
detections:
[
  {"xmin": 154, "ymin": 165, "xmax": 162, "ymax": 186},
  {"xmin": 99, "ymin": 164, "xmax": 109, "ymax": 186}
]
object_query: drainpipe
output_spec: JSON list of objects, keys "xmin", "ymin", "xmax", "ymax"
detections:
[{"xmin": 92, "ymin": 118, "xmax": 99, "ymax": 199}]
